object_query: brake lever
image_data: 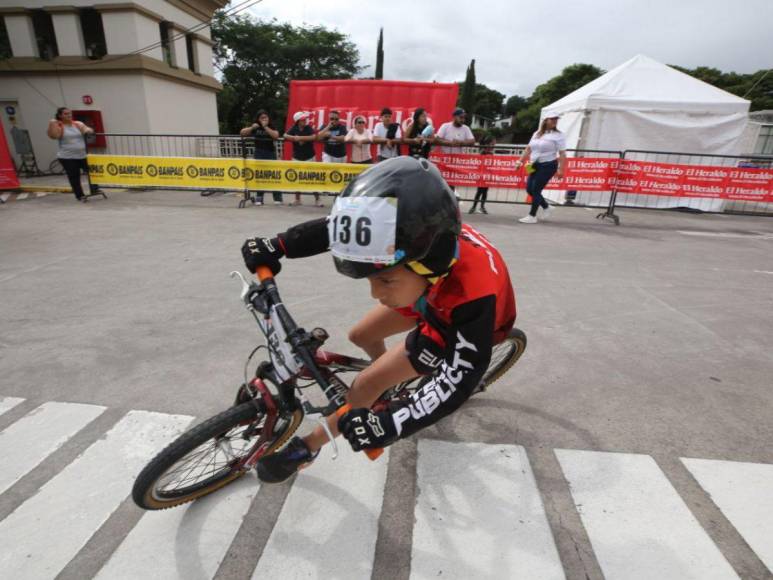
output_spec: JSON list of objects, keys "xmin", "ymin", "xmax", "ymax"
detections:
[{"xmin": 230, "ymin": 271, "xmax": 252, "ymax": 302}]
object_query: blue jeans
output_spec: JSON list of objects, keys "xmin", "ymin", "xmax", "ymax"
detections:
[{"xmin": 526, "ymin": 160, "xmax": 557, "ymax": 216}]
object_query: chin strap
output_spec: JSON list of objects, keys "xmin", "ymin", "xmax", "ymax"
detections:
[{"xmin": 406, "ymin": 240, "xmax": 460, "ymax": 285}]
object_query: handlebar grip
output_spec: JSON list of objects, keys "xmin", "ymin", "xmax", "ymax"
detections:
[
  {"xmin": 255, "ymin": 265, "xmax": 274, "ymax": 282},
  {"xmin": 336, "ymin": 404, "xmax": 384, "ymax": 461}
]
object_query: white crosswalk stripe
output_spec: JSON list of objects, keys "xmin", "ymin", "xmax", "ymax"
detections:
[
  {"xmin": 251, "ymin": 443, "xmax": 389, "ymax": 580},
  {"xmin": 556, "ymin": 449, "xmax": 739, "ymax": 580},
  {"xmin": 682, "ymin": 457, "xmax": 773, "ymax": 573},
  {"xmin": 1, "ymin": 395, "xmax": 773, "ymax": 579},
  {"xmin": 0, "ymin": 396, "xmax": 24, "ymax": 417},
  {"xmin": 96, "ymin": 474, "xmax": 258, "ymax": 580},
  {"xmin": 0, "ymin": 401, "xmax": 106, "ymax": 495},
  {"xmin": 0, "ymin": 410, "xmax": 193, "ymax": 579},
  {"xmin": 411, "ymin": 440, "xmax": 565, "ymax": 580}
]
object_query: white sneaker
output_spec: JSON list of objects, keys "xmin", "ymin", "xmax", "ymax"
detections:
[
  {"xmin": 518, "ymin": 215, "xmax": 538, "ymax": 224},
  {"xmin": 253, "ymin": 200, "xmax": 263, "ymax": 206},
  {"xmin": 541, "ymin": 205, "xmax": 553, "ymax": 220}
]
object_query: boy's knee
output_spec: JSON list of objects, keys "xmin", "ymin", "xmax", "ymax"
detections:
[{"xmin": 348, "ymin": 326, "xmax": 367, "ymax": 348}]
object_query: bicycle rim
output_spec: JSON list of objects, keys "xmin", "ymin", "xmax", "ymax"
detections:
[{"xmin": 133, "ymin": 403, "xmax": 301, "ymax": 509}]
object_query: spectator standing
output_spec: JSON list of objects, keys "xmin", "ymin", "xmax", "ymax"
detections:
[
  {"xmin": 515, "ymin": 114, "xmax": 566, "ymax": 224},
  {"xmin": 403, "ymin": 108, "xmax": 433, "ymax": 159},
  {"xmin": 469, "ymin": 136, "xmax": 495, "ymax": 214},
  {"xmin": 240, "ymin": 110, "xmax": 282, "ymax": 205},
  {"xmin": 317, "ymin": 110, "xmax": 348, "ymax": 163},
  {"xmin": 345, "ymin": 116, "xmax": 374, "ymax": 164},
  {"xmin": 435, "ymin": 107, "xmax": 475, "ymax": 153},
  {"xmin": 285, "ymin": 111, "xmax": 323, "ymax": 207},
  {"xmin": 46, "ymin": 107, "xmax": 103, "ymax": 202},
  {"xmin": 373, "ymin": 107, "xmax": 402, "ymax": 162}
]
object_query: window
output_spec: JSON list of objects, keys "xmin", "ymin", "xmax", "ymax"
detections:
[
  {"xmin": 79, "ymin": 9, "xmax": 106, "ymax": 59},
  {"xmin": 0, "ymin": 17, "xmax": 12, "ymax": 59},
  {"xmin": 159, "ymin": 21, "xmax": 173, "ymax": 66},
  {"xmin": 31, "ymin": 10, "xmax": 58, "ymax": 60},
  {"xmin": 755, "ymin": 125, "xmax": 773, "ymax": 156},
  {"xmin": 185, "ymin": 34, "xmax": 197, "ymax": 73}
]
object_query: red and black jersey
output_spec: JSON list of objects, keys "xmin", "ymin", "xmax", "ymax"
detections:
[{"xmin": 277, "ymin": 218, "xmax": 517, "ymax": 443}]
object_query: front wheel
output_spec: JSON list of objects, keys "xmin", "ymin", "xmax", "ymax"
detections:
[{"xmin": 132, "ymin": 402, "xmax": 302, "ymax": 510}]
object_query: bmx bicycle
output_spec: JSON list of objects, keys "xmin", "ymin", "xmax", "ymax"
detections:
[{"xmin": 132, "ymin": 266, "xmax": 526, "ymax": 510}]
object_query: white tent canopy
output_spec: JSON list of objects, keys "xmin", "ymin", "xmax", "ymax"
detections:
[{"xmin": 540, "ymin": 55, "xmax": 751, "ymax": 209}]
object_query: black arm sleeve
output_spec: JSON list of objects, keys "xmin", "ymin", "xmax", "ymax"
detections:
[
  {"xmin": 388, "ymin": 295, "xmax": 496, "ymax": 441},
  {"xmin": 278, "ymin": 217, "xmax": 330, "ymax": 259}
]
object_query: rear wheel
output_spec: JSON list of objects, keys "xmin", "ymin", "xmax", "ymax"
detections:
[
  {"xmin": 382, "ymin": 327, "xmax": 527, "ymax": 401},
  {"xmin": 132, "ymin": 402, "xmax": 302, "ymax": 510},
  {"xmin": 478, "ymin": 327, "xmax": 527, "ymax": 391}
]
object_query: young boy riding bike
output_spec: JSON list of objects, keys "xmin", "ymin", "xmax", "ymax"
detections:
[{"xmin": 241, "ymin": 157, "xmax": 516, "ymax": 483}]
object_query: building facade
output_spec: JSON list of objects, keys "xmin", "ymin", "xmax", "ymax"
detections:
[{"xmin": 0, "ymin": 0, "xmax": 225, "ymax": 171}]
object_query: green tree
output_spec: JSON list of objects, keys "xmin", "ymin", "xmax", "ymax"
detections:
[
  {"xmin": 671, "ymin": 65, "xmax": 773, "ymax": 111},
  {"xmin": 514, "ymin": 63, "xmax": 604, "ymax": 134},
  {"xmin": 504, "ymin": 95, "xmax": 527, "ymax": 117},
  {"xmin": 456, "ymin": 82, "xmax": 505, "ymax": 120},
  {"xmin": 375, "ymin": 28, "xmax": 384, "ymax": 80},
  {"xmin": 460, "ymin": 59, "xmax": 476, "ymax": 121},
  {"xmin": 212, "ymin": 13, "xmax": 361, "ymax": 134}
]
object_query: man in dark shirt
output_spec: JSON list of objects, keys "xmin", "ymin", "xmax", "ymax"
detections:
[
  {"xmin": 317, "ymin": 110, "xmax": 348, "ymax": 163},
  {"xmin": 240, "ymin": 110, "xmax": 281, "ymax": 205},
  {"xmin": 285, "ymin": 111, "xmax": 322, "ymax": 207}
]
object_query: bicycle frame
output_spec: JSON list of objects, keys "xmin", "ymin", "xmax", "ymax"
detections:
[{"xmin": 230, "ymin": 269, "xmax": 379, "ymax": 465}]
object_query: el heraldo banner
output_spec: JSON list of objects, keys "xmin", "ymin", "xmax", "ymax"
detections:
[{"xmin": 87, "ymin": 155, "xmax": 368, "ymax": 192}]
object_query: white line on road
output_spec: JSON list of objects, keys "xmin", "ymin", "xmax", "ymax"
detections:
[
  {"xmin": 96, "ymin": 474, "xmax": 258, "ymax": 580},
  {"xmin": 0, "ymin": 410, "xmax": 193, "ymax": 579},
  {"xmin": 0, "ymin": 401, "xmax": 106, "ymax": 495},
  {"xmin": 251, "ymin": 443, "xmax": 389, "ymax": 580},
  {"xmin": 411, "ymin": 440, "xmax": 565, "ymax": 580},
  {"xmin": 753, "ymin": 270, "xmax": 773, "ymax": 275},
  {"xmin": 0, "ymin": 397, "xmax": 24, "ymax": 417},
  {"xmin": 683, "ymin": 457, "xmax": 773, "ymax": 573},
  {"xmin": 556, "ymin": 449, "xmax": 739, "ymax": 580}
]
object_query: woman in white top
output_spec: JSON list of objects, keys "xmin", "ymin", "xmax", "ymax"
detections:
[
  {"xmin": 345, "ymin": 116, "xmax": 374, "ymax": 164},
  {"xmin": 514, "ymin": 114, "xmax": 566, "ymax": 223},
  {"xmin": 47, "ymin": 107, "xmax": 102, "ymax": 202}
]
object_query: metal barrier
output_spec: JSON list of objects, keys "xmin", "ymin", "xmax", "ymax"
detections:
[
  {"xmin": 598, "ymin": 150, "xmax": 773, "ymax": 224},
  {"xmin": 88, "ymin": 134, "xmax": 773, "ymax": 218}
]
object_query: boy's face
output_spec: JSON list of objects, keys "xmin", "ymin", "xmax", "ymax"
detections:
[{"xmin": 368, "ymin": 266, "xmax": 429, "ymax": 309}]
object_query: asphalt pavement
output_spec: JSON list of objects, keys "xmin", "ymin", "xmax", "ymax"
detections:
[{"xmin": 1, "ymin": 189, "xmax": 772, "ymax": 579}]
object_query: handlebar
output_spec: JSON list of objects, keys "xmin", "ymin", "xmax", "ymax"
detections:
[
  {"xmin": 255, "ymin": 265, "xmax": 274, "ymax": 283},
  {"xmin": 253, "ymin": 268, "xmax": 383, "ymax": 462}
]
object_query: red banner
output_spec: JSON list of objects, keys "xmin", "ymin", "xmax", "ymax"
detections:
[
  {"xmin": 430, "ymin": 154, "xmax": 620, "ymax": 192},
  {"xmin": 285, "ymin": 80, "xmax": 459, "ymax": 160},
  {"xmin": 431, "ymin": 153, "xmax": 773, "ymax": 202},
  {"xmin": 0, "ymin": 118, "xmax": 20, "ymax": 190},
  {"xmin": 616, "ymin": 161, "xmax": 773, "ymax": 202}
]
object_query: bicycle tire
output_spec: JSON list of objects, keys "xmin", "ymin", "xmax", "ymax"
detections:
[
  {"xmin": 132, "ymin": 402, "xmax": 302, "ymax": 510},
  {"xmin": 48, "ymin": 158, "xmax": 64, "ymax": 175},
  {"xmin": 477, "ymin": 327, "xmax": 527, "ymax": 392}
]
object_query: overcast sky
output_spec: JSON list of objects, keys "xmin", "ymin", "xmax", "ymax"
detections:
[{"xmin": 246, "ymin": 0, "xmax": 773, "ymax": 100}]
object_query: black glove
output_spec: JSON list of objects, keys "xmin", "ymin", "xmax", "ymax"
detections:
[
  {"xmin": 241, "ymin": 236, "xmax": 284, "ymax": 275},
  {"xmin": 338, "ymin": 407, "xmax": 397, "ymax": 451}
]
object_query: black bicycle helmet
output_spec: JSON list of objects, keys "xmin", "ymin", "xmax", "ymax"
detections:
[{"xmin": 329, "ymin": 156, "xmax": 461, "ymax": 279}]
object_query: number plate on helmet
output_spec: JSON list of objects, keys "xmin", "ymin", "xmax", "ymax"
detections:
[{"xmin": 329, "ymin": 197, "xmax": 398, "ymax": 263}]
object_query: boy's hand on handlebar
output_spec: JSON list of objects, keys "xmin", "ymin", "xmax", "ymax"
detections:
[
  {"xmin": 241, "ymin": 237, "xmax": 284, "ymax": 275},
  {"xmin": 338, "ymin": 407, "xmax": 397, "ymax": 451}
]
